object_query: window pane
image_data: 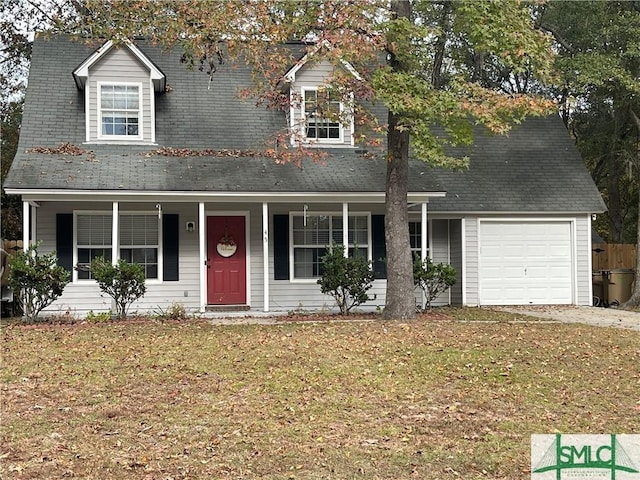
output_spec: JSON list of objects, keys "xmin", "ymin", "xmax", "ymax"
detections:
[
  {"xmin": 132, "ymin": 248, "xmax": 146, "ymax": 264},
  {"xmin": 77, "ymin": 215, "xmax": 112, "ymax": 245},
  {"xmin": 120, "ymin": 248, "xmax": 132, "ymax": 263},
  {"xmin": 146, "ymin": 264, "xmax": 158, "ymax": 279},
  {"xmin": 349, "ymin": 247, "xmax": 368, "ymax": 259},
  {"xmin": 120, "ymin": 215, "xmax": 158, "ymax": 246},
  {"xmin": 294, "ymin": 248, "xmax": 314, "ymax": 278},
  {"xmin": 144, "ymin": 248, "xmax": 157, "ymax": 263}
]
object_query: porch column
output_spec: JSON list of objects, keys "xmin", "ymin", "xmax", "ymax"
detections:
[
  {"xmin": 262, "ymin": 202, "xmax": 269, "ymax": 312},
  {"xmin": 111, "ymin": 202, "xmax": 119, "ymax": 265},
  {"xmin": 421, "ymin": 202, "xmax": 428, "ymax": 260},
  {"xmin": 22, "ymin": 201, "xmax": 29, "ymax": 252},
  {"xmin": 30, "ymin": 203, "xmax": 37, "ymax": 248},
  {"xmin": 421, "ymin": 202, "xmax": 428, "ymax": 309},
  {"xmin": 342, "ymin": 202, "xmax": 349, "ymax": 257},
  {"xmin": 199, "ymin": 202, "xmax": 206, "ymax": 313}
]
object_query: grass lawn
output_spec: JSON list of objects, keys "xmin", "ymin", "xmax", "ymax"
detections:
[{"xmin": 1, "ymin": 309, "xmax": 639, "ymax": 479}]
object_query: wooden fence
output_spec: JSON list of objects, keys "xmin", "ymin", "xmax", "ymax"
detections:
[
  {"xmin": 592, "ymin": 243, "xmax": 637, "ymax": 271},
  {"xmin": 1, "ymin": 240, "xmax": 23, "ymax": 287}
]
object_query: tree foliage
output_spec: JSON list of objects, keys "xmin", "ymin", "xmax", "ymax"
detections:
[
  {"xmin": 1, "ymin": 99, "xmax": 23, "ymax": 239},
  {"xmin": 89, "ymin": 257, "xmax": 147, "ymax": 319},
  {"xmin": 539, "ymin": 0, "xmax": 640, "ymax": 245},
  {"xmin": 317, "ymin": 244, "xmax": 375, "ymax": 315},
  {"xmin": 7, "ymin": 243, "xmax": 69, "ymax": 321}
]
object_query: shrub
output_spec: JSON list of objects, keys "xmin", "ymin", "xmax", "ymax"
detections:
[
  {"xmin": 89, "ymin": 257, "xmax": 146, "ymax": 319},
  {"xmin": 7, "ymin": 243, "xmax": 69, "ymax": 322},
  {"xmin": 154, "ymin": 302, "xmax": 188, "ymax": 321},
  {"xmin": 317, "ymin": 244, "xmax": 375, "ymax": 315},
  {"xmin": 413, "ymin": 255, "xmax": 456, "ymax": 309}
]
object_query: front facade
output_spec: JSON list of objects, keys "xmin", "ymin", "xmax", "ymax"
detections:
[{"xmin": 4, "ymin": 36, "xmax": 606, "ymax": 316}]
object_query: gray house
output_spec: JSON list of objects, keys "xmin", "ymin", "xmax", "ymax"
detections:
[{"xmin": 4, "ymin": 35, "xmax": 606, "ymax": 316}]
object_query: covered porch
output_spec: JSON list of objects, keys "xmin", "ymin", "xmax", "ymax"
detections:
[{"xmin": 17, "ymin": 190, "xmax": 446, "ymax": 317}]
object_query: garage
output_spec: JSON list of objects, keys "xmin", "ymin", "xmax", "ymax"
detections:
[{"xmin": 478, "ymin": 220, "xmax": 574, "ymax": 305}]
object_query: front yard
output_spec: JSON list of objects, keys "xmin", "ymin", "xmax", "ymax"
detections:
[{"xmin": 1, "ymin": 312, "xmax": 638, "ymax": 479}]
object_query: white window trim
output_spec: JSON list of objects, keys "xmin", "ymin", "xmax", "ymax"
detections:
[
  {"xmin": 300, "ymin": 86, "xmax": 348, "ymax": 145},
  {"xmin": 96, "ymin": 81, "xmax": 144, "ymax": 141},
  {"xmin": 289, "ymin": 211, "xmax": 371, "ymax": 283},
  {"xmin": 73, "ymin": 210, "xmax": 163, "ymax": 284}
]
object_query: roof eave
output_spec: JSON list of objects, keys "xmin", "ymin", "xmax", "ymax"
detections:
[{"xmin": 5, "ymin": 188, "xmax": 446, "ymax": 204}]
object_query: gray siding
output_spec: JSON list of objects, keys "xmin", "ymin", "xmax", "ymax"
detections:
[
  {"xmin": 464, "ymin": 217, "xmax": 479, "ymax": 306},
  {"xmin": 88, "ymin": 47, "xmax": 154, "ymax": 143},
  {"xmin": 575, "ymin": 215, "xmax": 591, "ymax": 305},
  {"xmin": 449, "ymin": 219, "xmax": 463, "ymax": 305}
]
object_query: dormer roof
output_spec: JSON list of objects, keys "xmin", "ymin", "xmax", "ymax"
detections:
[
  {"xmin": 73, "ymin": 39, "xmax": 166, "ymax": 92},
  {"xmin": 283, "ymin": 39, "xmax": 362, "ymax": 84}
]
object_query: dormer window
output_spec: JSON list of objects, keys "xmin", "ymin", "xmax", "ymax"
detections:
[
  {"xmin": 73, "ymin": 40, "xmax": 165, "ymax": 145},
  {"xmin": 303, "ymin": 88, "xmax": 342, "ymax": 142},
  {"xmin": 284, "ymin": 48, "xmax": 359, "ymax": 148},
  {"xmin": 99, "ymin": 83, "xmax": 141, "ymax": 138}
]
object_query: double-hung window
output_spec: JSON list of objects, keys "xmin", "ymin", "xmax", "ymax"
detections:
[
  {"xmin": 119, "ymin": 214, "xmax": 159, "ymax": 279},
  {"xmin": 291, "ymin": 213, "xmax": 370, "ymax": 279},
  {"xmin": 75, "ymin": 212, "xmax": 159, "ymax": 281},
  {"xmin": 99, "ymin": 84, "xmax": 141, "ymax": 138},
  {"xmin": 302, "ymin": 88, "xmax": 342, "ymax": 142}
]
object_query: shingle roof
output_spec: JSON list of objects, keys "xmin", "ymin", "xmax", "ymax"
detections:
[
  {"xmin": 428, "ymin": 115, "xmax": 607, "ymax": 213},
  {"xmin": 5, "ymin": 148, "xmax": 444, "ymax": 194},
  {"xmin": 5, "ymin": 35, "xmax": 605, "ymax": 213}
]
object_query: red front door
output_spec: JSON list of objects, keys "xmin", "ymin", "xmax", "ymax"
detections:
[{"xmin": 207, "ymin": 216, "xmax": 246, "ymax": 305}]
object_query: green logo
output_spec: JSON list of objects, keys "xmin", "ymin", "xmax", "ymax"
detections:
[{"xmin": 532, "ymin": 434, "xmax": 640, "ymax": 480}]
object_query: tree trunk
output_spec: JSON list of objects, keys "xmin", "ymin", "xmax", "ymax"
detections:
[
  {"xmin": 383, "ymin": 0, "xmax": 416, "ymax": 320},
  {"xmin": 383, "ymin": 111, "xmax": 415, "ymax": 319}
]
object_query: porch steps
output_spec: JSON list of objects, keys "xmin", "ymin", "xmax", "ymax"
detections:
[{"xmin": 205, "ymin": 305, "xmax": 251, "ymax": 312}]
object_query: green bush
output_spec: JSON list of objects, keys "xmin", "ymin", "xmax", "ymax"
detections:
[
  {"xmin": 317, "ymin": 244, "xmax": 375, "ymax": 315},
  {"xmin": 86, "ymin": 310, "xmax": 112, "ymax": 322},
  {"xmin": 7, "ymin": 243, "xmax": 69, "ymax": 322},
  {"xmin": 413, "ymin": 256, "xmax": 456, "ymax": 309},
  {"xmin": 89, "ymin": 257, "xmax": 146, "ymax": 319}
]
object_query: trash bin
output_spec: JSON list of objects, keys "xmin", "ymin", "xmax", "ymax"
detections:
[
  {"xmin": 607, "ymin": 268, "xmax": 635, "ymax": 304},
  {"xmin": 592, "ymin": 271, "xmax": 604, "ymax": 305}
]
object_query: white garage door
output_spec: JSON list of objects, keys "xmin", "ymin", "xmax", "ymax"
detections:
[{"xmin": 479, "ymin": 221, "xmax": 573, "ymax": 305}]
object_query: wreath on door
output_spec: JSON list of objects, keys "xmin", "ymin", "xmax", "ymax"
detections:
[{"xmin": 217, "ymin": 232, "xmax": 237, "ymax": 257}]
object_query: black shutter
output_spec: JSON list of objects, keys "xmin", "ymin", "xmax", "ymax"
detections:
[
  {"xmin": 273, "ymin": 214, "xmax": 289, "ymax": 280},
  {"xmin": 163, "ymin": 214, "xmax": 179, "ymax": 281},
  {"xmin": 56, "ymin": 213, "xmax": 73, "ymax": 273},
  {"xmin": 372, "ymin": 214, "xmax": 386, "ymax": 279}
]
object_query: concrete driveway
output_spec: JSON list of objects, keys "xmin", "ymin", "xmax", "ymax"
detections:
[{"xmin": 494, "ymin": 305, "xmax": 640, "ymax": 331}]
